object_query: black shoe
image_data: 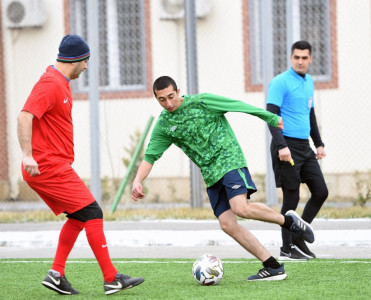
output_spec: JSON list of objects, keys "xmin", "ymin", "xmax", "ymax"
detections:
[
  {"xmin": 42, "ymin": 270, "xmax": 79, "ymax": 295},
  {"xmin": 278, "ymin": 244, "xmax": 312, "ymax": 261},
  {"xmin": 292, "ymin": 235, "xmax": 316, "ymax": 258},
  {"xmin": 247, "ymin": 263, "xmax": 287, "ymax": 281},
  {"xmin": 104, "ymin": 273, "xmax": 144, "ymax": 295},
  {"xmin": 286, "ymin": 210, "xmax": 315, "ymax": 243}
]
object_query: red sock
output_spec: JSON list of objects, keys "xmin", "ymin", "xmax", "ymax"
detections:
[
  {"xmin": 85, "ymin": 219, "xmax": 117, "ymax": 282},
  {"xmin": 52, "ymin": 218, "xmax": 84, "ymax": 276}
]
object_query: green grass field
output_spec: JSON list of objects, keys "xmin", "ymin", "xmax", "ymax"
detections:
[{"xmin": 1, "ymin": 258, "xmax": 370, "ymax": 299}]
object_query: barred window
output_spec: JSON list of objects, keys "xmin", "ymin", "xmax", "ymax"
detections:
[
  {"xmin": 247, "ymin": 0, "xmax": 332, "ymax": 85},
  {"xmin": 69, "ymin": 0, "xmax": 148, "ymax": 93}
]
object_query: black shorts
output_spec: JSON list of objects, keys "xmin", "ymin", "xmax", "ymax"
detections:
[
  {"xmin": 207, "ymin": 168, "xmax": 257, "ymax": 218},
  {"xmin": 65, "ymin": 201, "xmax": 103, "ymax": 222},
  {"xmin": 270, "ymin": 137, "xmax": 325, "ymax": 190}
]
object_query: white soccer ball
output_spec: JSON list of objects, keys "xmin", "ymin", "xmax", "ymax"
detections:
[{"xmin": 192, "ymin": 254, "xmax": 224, "ymax": 285}]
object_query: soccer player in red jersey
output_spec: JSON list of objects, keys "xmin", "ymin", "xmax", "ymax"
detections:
[{"xmin": 17, "ymin": 34, "xmax": 144, "ymax": 296}]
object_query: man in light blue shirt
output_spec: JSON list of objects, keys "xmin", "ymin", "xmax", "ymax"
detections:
[{"xmin": 267, "ymin": 41, "xmax": 328, "ymax": 260}]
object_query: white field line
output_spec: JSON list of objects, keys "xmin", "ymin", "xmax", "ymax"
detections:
[{"xmin": 1, "ymin": 260, "xmax": 371, "ymax": 264}]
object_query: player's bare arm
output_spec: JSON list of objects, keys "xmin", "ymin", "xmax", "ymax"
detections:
[
  {"xmin": 132, "ymin": 160, "xmax": 153, "ymax": 201},
  {"xmin": 17, "ymin": 111, "xmax": 40, "ymax": 176}
]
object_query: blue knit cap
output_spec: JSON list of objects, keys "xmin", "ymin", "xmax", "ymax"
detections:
[{"xmin": 57, "ymin": 34, "xmax": 90, "ymax": 62}]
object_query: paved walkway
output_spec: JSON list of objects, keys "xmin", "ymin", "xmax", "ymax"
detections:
[{"xmin": 1, "ymin": 219, "xmax": 370, "ymax": 259}]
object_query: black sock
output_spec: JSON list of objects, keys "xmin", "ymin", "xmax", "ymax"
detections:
[
  {"xmin": 263, "ymin": 256, "xmax": 281, "ymax": 269},
  {"xmin": 281, "ymin": 215, "xmax": 293, "ymax": 230}
]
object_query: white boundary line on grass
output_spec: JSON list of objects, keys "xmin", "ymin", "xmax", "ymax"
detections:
[{"xmin": 1, "ymin": 260, "xmax": 371, "ymax": 264}]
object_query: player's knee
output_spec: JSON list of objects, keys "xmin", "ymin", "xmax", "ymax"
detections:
[
  {"xmin": 231, "ymin": 204, "xmax": 252, "ymax": 219},
  {"xmin": 322, "ymin": 186, "xmax": 329, "ymax": 200},
  {"xmin": 316, "ymin": 187, "xmax": 329, "ymax": 203},
  {"xmin": 312, "ymin": 184, "xmax": 328, "ymax": 203},
  {"xmin": 78, "ymin": 202, "xmax": 103, "ymax": 221},
  {"xmin": 219, "ymin": 222, "xmax": 234, "ymax": 235},
  {"xmin": 218, "ymin": 218, "xmax": 238, "ymax": 235},
  {"xmin": 90, "ymin": 206, "xmax": 103, "ymax": 220}
]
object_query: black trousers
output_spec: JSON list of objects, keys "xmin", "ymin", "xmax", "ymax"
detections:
[{"xmin": 271, "ymin": 137, "xmax": 328, "ymax": 249}]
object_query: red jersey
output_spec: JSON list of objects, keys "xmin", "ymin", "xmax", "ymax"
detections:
[
  {"xmin": 22, "ymin": 65, "xmax": 95, "ymax": 215},
  {"xmin": 22, "ymin": 66, "xmax": 74, "ymax": 172}
]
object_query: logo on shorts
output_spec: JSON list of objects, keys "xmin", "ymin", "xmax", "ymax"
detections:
[{"xmin": 231, "ymin": 185, "xmax": 241, "ymax": 189}]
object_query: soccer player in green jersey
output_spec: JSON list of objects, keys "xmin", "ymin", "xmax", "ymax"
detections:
[{"xmin": 131, "ymin": 76, "xmax": 315, "ymax": 281}]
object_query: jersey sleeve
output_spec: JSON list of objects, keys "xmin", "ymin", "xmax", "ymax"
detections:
[
  {"xmin": 309, "ymin": 108, "xmax": 324, "ymax": 148},
  {"xmin": 22, "ymin": 78, "xmax": 58, "ymax": 119},
  {"xmin": 201, "ymin": 93, "xmax": 280, "ymax": 127},
  {"xmin": 266, "ymin": 104, "xmax": 287, "ymax": 149},
  {"xmin": 266, "ymin": 76, "xmax": 285, "ymax": 107},
  {"xmin": 143, "ymin": 121, "xmax": 173, "ymax": 165}
]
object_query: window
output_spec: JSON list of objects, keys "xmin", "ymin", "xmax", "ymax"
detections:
[
  {"xmin": 244, "ymin": 0, "xmax": 337, "ymax": 90},
  {"xmin": 69, "ymin": 0, "xmax": 151, "ymax": 96}
]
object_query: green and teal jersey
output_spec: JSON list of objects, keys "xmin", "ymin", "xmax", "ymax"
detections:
[{"xmin": 144, "ymin": 93, "xmax": 280, "ymax": 187}]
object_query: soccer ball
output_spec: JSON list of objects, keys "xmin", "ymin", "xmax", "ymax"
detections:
[{"xmin": 192, "ymin": 254, "xmax": 224, "ymax": 285}]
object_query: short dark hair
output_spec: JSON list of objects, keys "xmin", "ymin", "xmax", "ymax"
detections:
[
  {"xmin": 291, "ymin": 40, "xmax": 312, "ymax": 55},
  {"xmin": 153, "ymin": 76, "xmax": 177, "ymax": 96}
]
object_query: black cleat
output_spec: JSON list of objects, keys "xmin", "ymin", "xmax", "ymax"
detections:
[
  {"xmin": 286, "ymin": 210, "xmax": 315, "ymax": 243},
  {"xmin": 104, "ymin": 273, "xmax": 144, "ymax": 295},
  {"xmin": 42, "ymin": 270, "xmax": 79, "ymax": 295},
  {"xmin": 278, "ymin": 244, "xmax": 313, "ymax": 261},
  {"xmin": 292, "ymin": 235, "xmax": 316, "ymax": 258}
]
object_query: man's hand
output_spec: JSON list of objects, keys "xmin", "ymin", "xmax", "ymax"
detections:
[
  {"xmin": 132, "ymin": 181, "xmax": 146, "ymax": 201},
  {"xmin": 131, "ymin": 160, "xmax": 153, "ymax": 201},
  {"xmin": 316, "ymin": 146, "xmax": 326, "ymax": 160},
  {"xmin": 23, "ymin": 156, "xmax": 40, "ymax": 176},
  {"xmin": 278, "ymin": 147, "xmax": 293, "ymax": 163},
  {"xmin": 277, "ymin": 117, "xmax": 284, "ymax": 130}
]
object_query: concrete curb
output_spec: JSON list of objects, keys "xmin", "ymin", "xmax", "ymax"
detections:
[{"xmin": 0, "ymin": 219, "xmax": 370, "ymax": 259}]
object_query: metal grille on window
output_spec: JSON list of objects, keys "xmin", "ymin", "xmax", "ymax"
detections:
[
  {"xmin": 69, "ymin": 0, "xmax": 147, "ymax": 93},
  {"xmin": 300, "ymin": 0, "xmax": 331, "ymax": 80},
  {"xmin": 117, "ymin": 0, "xmax": 146, "ymax": 88},
  {"xmin": 248, "ymin": 0, "xmax": 331, "ymax": 85},
  {"xmin": 272, "ymin": 0, "xmax": 287, "ymax": 76}
]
